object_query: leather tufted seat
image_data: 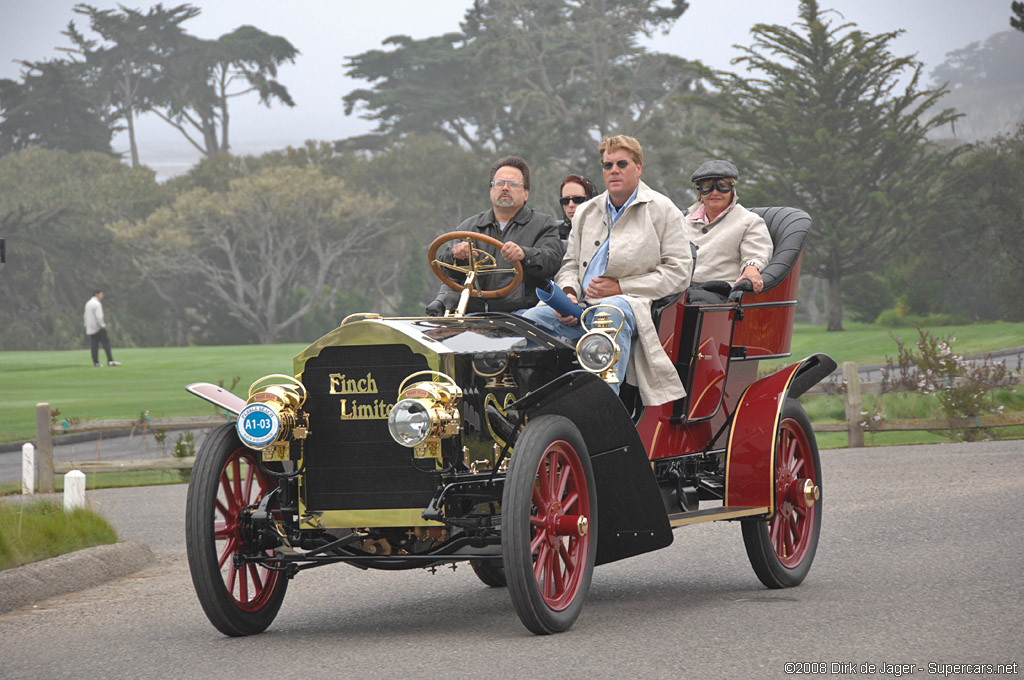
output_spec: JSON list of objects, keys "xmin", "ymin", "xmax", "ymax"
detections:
[{"xmin": 747, "ymin": 206, "xmax": 812, "ymax": 293}]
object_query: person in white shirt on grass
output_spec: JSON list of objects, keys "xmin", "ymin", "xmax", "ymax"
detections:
[{"xmin": 84, "ymin": 290, "xmax": 122, "ymax": 367}]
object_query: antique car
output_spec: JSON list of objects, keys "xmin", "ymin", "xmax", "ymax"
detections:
[{"xmin": 184, "ymin": 206, "xmax": 835, "ymax": 636}]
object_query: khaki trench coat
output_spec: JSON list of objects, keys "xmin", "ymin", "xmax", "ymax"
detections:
[{"xmin": 555, "ymin": 181, "xmax": 692, "ymax": 405}]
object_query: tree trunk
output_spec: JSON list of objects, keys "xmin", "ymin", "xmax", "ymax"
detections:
[
  {"xmin": 202, "ymin": 118, "xmax": 219, "ymax": 157},
  {"xmin": 801, "ymin": 275, "xmax": 824, "ymax": 326},
  {"xmin": 826, "ymin": 271, "xmax": 844, "ymax": 331},
  {"xmin": 174, "ymin": 318, "xmax": 187, "ymax": 347},
  {"xmin": 126, "ymin": 107, "xmax": 140, "ymax": 168}
]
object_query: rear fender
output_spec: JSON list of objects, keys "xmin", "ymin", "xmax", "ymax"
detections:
[
  {"xmin": 724, "ymin": 353, "xmax": 835, "ymax": 513},
  {"xmin": 513, "ymin": 371, "xmax": 673, "ymax": 566}
]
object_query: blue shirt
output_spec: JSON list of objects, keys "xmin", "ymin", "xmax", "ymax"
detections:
[{"xmin": 582, "ymin": 186, "xmax": 639, "ymax": 293}]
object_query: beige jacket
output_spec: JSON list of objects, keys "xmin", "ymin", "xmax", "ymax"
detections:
[
  {"xmin": 683, "ymin": 199, "xmax": 773, "ymax": 282},
  {"xmin": 556, "ymin": 181, "xmax": 692, "ymax": 405}
]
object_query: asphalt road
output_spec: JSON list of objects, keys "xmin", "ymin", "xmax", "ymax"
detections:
[{"xmin": 1, "ymin": 440, "xmax": 1021, "ymax": 679}]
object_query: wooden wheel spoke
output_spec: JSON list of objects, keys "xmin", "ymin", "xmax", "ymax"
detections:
[
  {"xmin": 218, "ymin": 537, "xmax": 237, "ymax": 569},
  {"xmin": 555, "ymin": 458, "xmax": 571, "ymax": 501},
  {"xmin": 546, "ymin": 451, "xmax": 560, "ymax": 499},
  {"xmin": 551, "ymin": 549, "xmax": 565, "ymax": 595},
  {"xmin": 247, "ymin": 563, "xmax": 264, "ymax": 594},
  {"xmin": 532, "ymin": 483, "xmax": 546, "ymax": 508},
  {"xmin": 530, "ymin": 529, "xmax": 546, "ymax": 554},
  {"xmin": 238, "ymin": 563, "xmax": 249, "ymax": 602},
  {"xmin": 219, "ymin": 477, "xmax": 237, "ymax": 514},
  {"xmin": 225, "ymin": 561, "xmax": 237, "ymax": 593},
  {"xmin": 558, "ymin": 539, "xmax": 576, "ymax": 574}
]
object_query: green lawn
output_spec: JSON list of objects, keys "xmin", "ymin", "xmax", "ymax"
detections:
[
  {"xmin": 764, "ymin": 320, "xmax": 1024, "ymax": 371},
  {"xmin": 0, "ymin": 344, "xmax": 305, "ymax": 443},
  {"xmin": 1, "ymin": 320, "xmax": 1022, "ymax": 444}
]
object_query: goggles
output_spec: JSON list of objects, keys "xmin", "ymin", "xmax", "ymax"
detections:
[{"xmin": 695, "ymin": 178, "xmax": 735, "ymax": 195}]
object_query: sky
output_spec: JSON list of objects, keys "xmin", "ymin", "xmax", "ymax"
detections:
[{"xmin": 0, "ymin": 0, "xmax": 1015, "ymax": 178}]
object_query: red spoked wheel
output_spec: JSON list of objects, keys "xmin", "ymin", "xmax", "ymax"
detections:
[
  {"xmin": 503, "ymin": 415, "xmax": 597, "ymax": 634},
  {"xmin": 742, "ymin": 399, "xmax": 822, "ymax": 588},
  {"xmin": 186, "ymin": 424, "xmax": 287, "ymax": 636}
]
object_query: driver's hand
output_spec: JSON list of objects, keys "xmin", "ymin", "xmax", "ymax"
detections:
[
  {"xmin": 585, "ymin": 276, "xmax": 622, "ymax": 299},
  {"xmin": 452, "ymin": 241, "xmax": 471, "ymax": 260},
  {"xmin": 735, "ymin": 265, "xmax": 763, "ymax": 293},
  {"xmin": 555, "ymin": 292, "xmax": 580, "ymax": 325},
  {"xmin": 500, "ymin": 241, "xmax": 525, "ymax": 262},
  {"xmin": 425, "ymin": 300, "xmax": 446, "ymax": 317}
]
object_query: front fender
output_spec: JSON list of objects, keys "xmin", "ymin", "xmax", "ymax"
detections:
[
  {"xmin": 514, "ymin": 371, "xmax": 673, "ymax": 566},
  {"xmin": 185, "ymin": 382, "xmax": 247, "ymax": 416},
  {"xmin": 724, "ymin": 353, "xmax": 835, "ymax": 512}
]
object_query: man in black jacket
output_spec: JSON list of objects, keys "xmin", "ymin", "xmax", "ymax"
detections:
[{"xmin": 426, "ymin": 156, "xmax": 563, "ymax": 315}]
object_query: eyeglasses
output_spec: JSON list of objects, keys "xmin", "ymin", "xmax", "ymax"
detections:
[
  {"xmin": 490, "ymin": 179, "xmax": 524, "ymax": 189},
  {"xmin": 601, "ymin": 159, "xmax": 631, "ymax": 171},
  {"xmin": 559, "ymin": 196, "xmax": 588, "ymax": 206},
  {"xmin": 695, "ymin": 178, "xmax": 735, "ymax": 195}
]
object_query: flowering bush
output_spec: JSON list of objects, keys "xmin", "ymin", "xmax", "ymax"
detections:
[{"xmin": 886, "ymin": 329, "xmax": 1008, "ymax": 441}]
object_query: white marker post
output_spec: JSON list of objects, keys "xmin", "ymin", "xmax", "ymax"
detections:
[
  {"xmin": 22, "ymin": 442, "xmax": 35, "ymax": 495},
  {"xmin": 64, "ymin": 470, "xmax": 86, "ymax": 511}
]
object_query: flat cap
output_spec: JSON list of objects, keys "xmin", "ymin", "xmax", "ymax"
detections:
[{"xmin": 691, "ymin": 159, "xmax": 739, "ymax": 183}]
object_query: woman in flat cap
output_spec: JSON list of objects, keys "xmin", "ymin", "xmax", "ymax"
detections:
[{"xmin": 683, "ymin": 159, "xmax": 773, "ymax": 293}]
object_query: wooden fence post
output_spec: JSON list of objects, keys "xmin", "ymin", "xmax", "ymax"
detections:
[
  {"xmin": 36, "ymin": 402, "xmax": 55, "ymax": 493},
  {"xmin": 842, "ymin": 362, "xmax": 864, "ymax": 448}
]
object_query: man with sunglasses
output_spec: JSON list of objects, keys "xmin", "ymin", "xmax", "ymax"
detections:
[
  {"xmin": 521, "ymin": 135, "xmax": 691, "ymax": 406},
  {"xmin": 684, "ymin": 159, "xmax": 773, "ymax": 294},
  {"xmin": 426, "ymin": 156, "xmax": 562, "ymax": 315}
]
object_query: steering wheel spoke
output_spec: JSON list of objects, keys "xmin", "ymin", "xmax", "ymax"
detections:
[{"xmin": 427, "ymin": 231, "xmax": 525, "ymax": 300}]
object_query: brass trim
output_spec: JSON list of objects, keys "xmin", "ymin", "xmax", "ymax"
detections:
[
  {"xmin": 648, "ymin": 420, "xmax": 663, "ymax": 459},
  {"xmin": 300, "ymin": 508, "xmax": 445, "ymax": 529},
  {"xmin": 688, "ymin": 372, "xmax": 726, "ymax": 419},
  {"xmin": 668, "ymin": 505, "xmax": 769, "ymax": 527},
  {"xmin": 293, "ymin": 318, "xmax": 453, "ymax": 378}
]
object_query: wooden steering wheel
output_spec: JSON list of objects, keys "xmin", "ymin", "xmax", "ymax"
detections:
[{"xmin": 427, "ymin": 231, "xmax": 525, "ymax": 299}]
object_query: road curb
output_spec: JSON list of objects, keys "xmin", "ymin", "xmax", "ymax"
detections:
[{"xmin": 0, "ymin": 540, "xmax": 156, "ymax": 614}]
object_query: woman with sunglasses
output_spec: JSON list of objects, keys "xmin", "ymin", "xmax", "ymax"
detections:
[
  {"xmin": 557, "ymin": 174, "xmax": 596, "ymax": 243},
  {"xmin": 684, "ymin": 159, "xmax": 773, "ymax": 294}
]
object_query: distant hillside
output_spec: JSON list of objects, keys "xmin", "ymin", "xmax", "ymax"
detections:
[
  {"xmin": 930, "ymin": 31, "xmax": 1024, "ymax": 143},
  {"xmin": 938, "ymin": 83, "xmax": 1024, "ymax": 142}
]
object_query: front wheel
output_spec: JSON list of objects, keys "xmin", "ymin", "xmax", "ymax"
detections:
[
  {"xmin": 502, "ymin": 415, "xmax": 597, "ymax": 634},
  {"xmin": 741, "ymin": 399, "xmax": 822, "ymax": 588},
  {"xmin": 470, "ymin": 560, "xmax": 507, "ymax": 588},
  {"xmin": 185, "ymin": 424, "xmax": 288, "ymax": 636}
]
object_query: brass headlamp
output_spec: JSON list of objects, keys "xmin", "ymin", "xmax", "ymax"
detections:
[
  {"xmin": 236, "ymin": 374, "xmax": 309, "ymax": 457},
  {"xmin": 387, "ymin": 371, "xmax": 462, "ymax": 462},
  {"xmin": 576, "ymin": 306, "xmax": 624, "ymax": 384}
]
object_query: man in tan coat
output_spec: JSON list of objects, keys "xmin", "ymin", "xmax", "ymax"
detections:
[{"xmin": 520, "ymin": 135, "xmax": 691, "ymax": 405}]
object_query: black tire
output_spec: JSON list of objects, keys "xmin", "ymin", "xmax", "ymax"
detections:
[
  {"xmin": 470, "ymin": 560, "xmax": 507, "ymax": 588},
  {"xmin": 502, "ymin": 415, "xmax": 597, "ymax": 635},
  {"xmin": 185, "ymin": 423, "xmax": 287, "ymax": 636},
  {"xmin": 741, "ymin": 399, "xmax": 822, "ymax": 588}
]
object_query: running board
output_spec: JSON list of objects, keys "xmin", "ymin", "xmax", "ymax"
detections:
[{"xmin": 668, "ymin": 506, "xmax": 768, "ymax": 527}]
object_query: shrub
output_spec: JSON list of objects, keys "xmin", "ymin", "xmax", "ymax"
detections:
[{"xmin": 885, "ymin": 329, "xmax": 1009, "ymax": 441}]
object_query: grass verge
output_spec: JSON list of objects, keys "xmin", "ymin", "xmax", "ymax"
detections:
[
  {"xmin": 0, "ymin": 499, "xmax": 118, "ymax": 571},
  {"xmin": 0, "ymin": 470, "xmax": 189, "ymax": 496},
  {"xmin": 763, "ymin": 320, "xmax": 1024, "ymax": 372}
]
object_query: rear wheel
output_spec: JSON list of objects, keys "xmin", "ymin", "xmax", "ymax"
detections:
[
  {"xmin": 742, "ymin": 399, "xmax": 822, "ymax": 588},
  {"xmin": 185, "ymin": 424, "xmax": 287, "ymax": 636},
  {"xmin": 502, "ymin": 415, "xmax": 597, "ymax": 634}
]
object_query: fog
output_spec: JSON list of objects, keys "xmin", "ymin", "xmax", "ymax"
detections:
[{"xmin": 0, "ymin": 0, "xmax": 1014, "ymax": 178}]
